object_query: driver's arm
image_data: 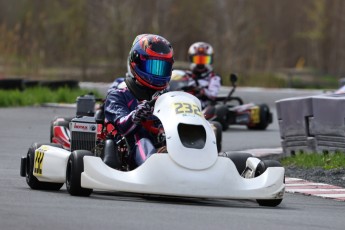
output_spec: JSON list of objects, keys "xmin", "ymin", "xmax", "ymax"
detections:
[{"xmin": 104, "ymin": 89, "xmax": 141, "ymax": 136}]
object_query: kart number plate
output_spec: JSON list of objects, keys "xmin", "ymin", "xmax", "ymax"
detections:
[
  {"xmin": 173, "ymin": 102, "xmax": 202, "ymax": 116},
  {"xmin": 251, "ymin": 106, "xmax": 260, "ymax": 124}
]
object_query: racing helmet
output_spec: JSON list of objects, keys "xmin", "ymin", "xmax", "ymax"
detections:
[
  {"xmin": 127, "ymin": 34, "xmax": 174, "ymax": 91},
  {"xmin": 188, "ymin": 42, "xmax": 214, "ymax": 75}
]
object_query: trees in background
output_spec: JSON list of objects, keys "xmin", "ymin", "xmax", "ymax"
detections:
[{"xmin": 0, "ymin": 0, "xmax": 344, "ymax": 84}]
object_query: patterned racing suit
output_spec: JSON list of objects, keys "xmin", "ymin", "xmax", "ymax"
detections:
[{"xmin": 104, "ymin": 87, "xmax": 157, "ymax": 168}]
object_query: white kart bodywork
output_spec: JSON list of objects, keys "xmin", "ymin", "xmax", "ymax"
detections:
[
  {"xmin": 34, "ymin": 91, "xmax": 285, "ymax": 200},
  {"xmin": 33, "ymin": 145, "xmax": 70, "ymax": 183},
  {"xmin": 81, "ymin": 155, "xmax": 284, "ymax": 199}
]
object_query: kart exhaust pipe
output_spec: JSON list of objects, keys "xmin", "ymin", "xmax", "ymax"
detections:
[{"xmin": 20, "ymin": 156, "xmax": 26, "ymax": 177}]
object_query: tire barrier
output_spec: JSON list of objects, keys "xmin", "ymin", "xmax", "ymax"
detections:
[
  {"xmin": 0, "ymin": 79, "xmax": 79, "ymax": 90},
  {"xmin": 276, "ymin": 93, "xmax": 345, "ymax": 155},
  {"xmin": 23, "ymin": 79, "xmax": 40, "ymax": 88},
  {"xmin": 0, "ymin": 78, "xmax": 24, "ymax": 91},
  {"xmin": 39, "ymin": 80, "xmax": 79, "ymax": 90}
]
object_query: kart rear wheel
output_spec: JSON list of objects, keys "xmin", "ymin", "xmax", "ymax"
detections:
[
  {"xmin": 247, "ymin": 104, "xmax": 271, "ymax": 130},
  {"xmin": 209, "ymin": 121, "xmax": 222, "ymax": 152},
  {"xmin": 224, "ymin": 152, "xmax": 252, "ymax": 175},
  {"xmin": 26, "ymin": 142, "xmax": 64, "ymax": 190},
  {"xmin": 255, "ymin": 160, "xmax": 284, "ymax": 207},
  {"xmin": 66, "ymin": 150, "xmax": 93, "ymax": 196},
  {"xmin": 214, "ymin": 104, "xmax": 229, "ymax": 131}
]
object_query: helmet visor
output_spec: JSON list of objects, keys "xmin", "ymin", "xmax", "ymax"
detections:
[
  {"xmin": 192, "ymin": 55, "xmax": 212, "ymax": 65},
  {"xmin": 138, "ymin": 59, "xmax": 173, "ymax": 77}
]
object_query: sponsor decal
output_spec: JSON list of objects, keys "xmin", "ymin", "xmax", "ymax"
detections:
[
  {"xmin": 33, "ymin": 149, "xmax": 45, "ymax": 176},
  {"xmin": 73, "ymin": 123, "xmax": 89, "ymax": 131},
  {"xmin": 71, "ymin": 122, "xmax": 97, "ymax": 132}
]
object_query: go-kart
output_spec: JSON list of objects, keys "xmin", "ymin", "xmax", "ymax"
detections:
[
  {"xmin": 49, "ymin": 92, "xmax": 223, "ymax": 153},
  {"xmin": 20, "ymin": 91, "xmax": 285, "ymax": 207},
  {"xmin": 169, "ymin": 70, "xmax": 273, "ymax": 131}
]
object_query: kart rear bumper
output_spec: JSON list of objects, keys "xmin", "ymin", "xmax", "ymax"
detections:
[{"xmin": 81, "ymin": 154, "xmax": 285, "ymax": 200}]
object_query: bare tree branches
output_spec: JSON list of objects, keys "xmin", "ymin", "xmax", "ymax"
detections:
[{"xmin": 0, "ymin": 0, "xmax": 344, "ymax": 81}]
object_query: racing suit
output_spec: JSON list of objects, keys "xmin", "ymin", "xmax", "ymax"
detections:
[
  {"xmin": 104, "ymin": 87, "xmax": 157, "ymax": 168},
  {"xmin": 186, "ymin": 70, "xmax": 221, "ymax": 108}
]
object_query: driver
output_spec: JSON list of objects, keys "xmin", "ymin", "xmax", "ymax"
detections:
[
  {"xmin": 104, "ymin": 34, "xmax": 174, "ymax": 169},
  {"xmin": 186, "ymin": 42, "xmax": 222, "ymax": 108}
]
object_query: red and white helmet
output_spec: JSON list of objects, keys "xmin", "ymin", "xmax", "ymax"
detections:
[{"xmin": 188, "ymin": 42, "xmax": 214, "ymax": 75}]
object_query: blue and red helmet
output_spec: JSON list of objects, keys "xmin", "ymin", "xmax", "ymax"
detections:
[{"xmin": 127, "ymin": 34, "xmax": 174, "ymax": 91}]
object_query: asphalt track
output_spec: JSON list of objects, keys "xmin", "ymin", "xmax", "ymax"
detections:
[{"xmin": 1, "ymin": 88, "xmax": 345, "ymax": 230}]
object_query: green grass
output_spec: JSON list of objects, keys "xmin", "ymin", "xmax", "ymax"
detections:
[
  {"xmin": 0, "ymin": 87, "xmax": 103, "ymax": 107},
  {"xmin": 280, "ymin": 152, "xmax": 345, "ymax": 170}
]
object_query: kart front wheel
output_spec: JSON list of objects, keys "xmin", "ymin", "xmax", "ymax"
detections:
[
  {"xmin": 224, "ymin": 152, "xmax": 253, "ymax": 175},
  {"xmin": 26, "ymin": 142, "xmax": 64, "ymax": 190},
  {"xmin": 255, "ymin": 160, "xmax": 284, "ymax": 207},
  {"xmin": 66, "ymin": 150, "xmax": 93, "ymax": 196}
]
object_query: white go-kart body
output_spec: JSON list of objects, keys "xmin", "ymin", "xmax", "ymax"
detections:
[{"xmin": 23, "ymin": 91, "xmax": 285, "ymax": 205}]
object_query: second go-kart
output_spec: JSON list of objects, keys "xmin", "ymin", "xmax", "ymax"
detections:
[
  {"xmin": 20, "ymin": 91, "xmax": 285, "ymax": 207},
  {"xmin": 169, "ymin": 70, "xmax": 273, "ymax": 131}
]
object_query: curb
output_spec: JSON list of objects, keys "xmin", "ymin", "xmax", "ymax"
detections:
[{"xmin": 286, "ymin": 177, "xmax": 345, "ymax": 202}]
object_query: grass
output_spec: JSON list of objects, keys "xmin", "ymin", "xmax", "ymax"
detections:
[
  {"xmin": 0, "ymin": 87, "xmax": 103, "ymax": 107},
  {"xmin": 280, "ymin": 152, "xmax": 345, "ymax": 170}
]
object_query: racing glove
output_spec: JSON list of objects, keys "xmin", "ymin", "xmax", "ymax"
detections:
[{"xmin": 131, "ymin": 100, "xmax": 153, "ymax": 124}]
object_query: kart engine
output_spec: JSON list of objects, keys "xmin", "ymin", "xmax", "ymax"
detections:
[{"xmin": 70, "ymin": 116, "xmax": 97, "ymax": 152}]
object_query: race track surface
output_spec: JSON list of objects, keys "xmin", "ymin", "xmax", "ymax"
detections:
[{"xmin": 1, "ymin": 105, "xmax": 345, "ymax": 230}]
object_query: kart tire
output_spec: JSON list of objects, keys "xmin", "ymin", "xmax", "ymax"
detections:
[
  {"xmin": 209, "ymin": 121, "xmax": 222, "ymax": 152},
  {"xmin": 26, "ymin": 142, "xmax": 64, "ymax": 190},
  {"xmin": 50, "ymin": 120, "xmax": 54, "ymax": 142},
  {"xmin": 247, "ymin": 104, "xmax": 271, "ymax": 130},
  {"xmin": 225, "ymin": 152, "xmax": 252, "ymax": 175},
  {"xmin": 103, "ymin": 139, "xmax": 121, "ymax": 169},
  {"xmin": 214, "ymin": 105, "xmax": 229, "ymax": 131},
  {"xmin": 255, "ymin": 160, "xmax": 284, "ymax": 207},
  {"xmin": 66, "ymin": 150, "xmax": 93, "ymax": 196}
]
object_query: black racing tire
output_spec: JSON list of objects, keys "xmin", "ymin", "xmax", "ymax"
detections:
[
  {"xmin": 66, "ymin": 150, "xmax": 93, "ymax": 196},
  {"xmin": 209, "ymin": 121, "xmax": 222, "ymax": 152},
  {"xmin": 50, "ymin": 120, "xmax": 54, "ymax": 142},
  {"xmin": 225, "ymin": 152, "xmax": 252, "ymax": 175},
  {"xmin": 255, "ymin": 160, "xmax": 284, "ymax": 207},
  {"xmin": 26, "ymin": 142, "xmax": 64, "ymax": 190},
  {"xmin": 214, "ymin": 105, "xmax": 229, "ymax": 131},
  {"xmin": 103, "ymin": 139, "xmax": 121, "ymax": 169},
  {"xmin": 247, "ymin": 104, "xmax": 271, "ymax": 130}
]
